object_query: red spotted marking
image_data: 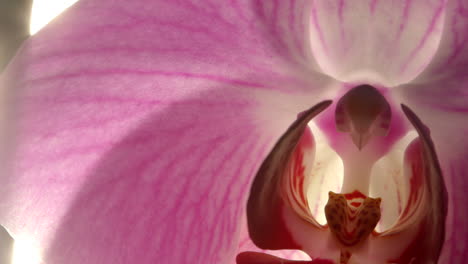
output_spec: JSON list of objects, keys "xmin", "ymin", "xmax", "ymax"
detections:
[
  {"xmin": 325, "ymin": 192, "xmax": 381, "ymax": 247},
  {"xmin": 344, "ymin": 190, "xmax": 367, "ymax": 200}
]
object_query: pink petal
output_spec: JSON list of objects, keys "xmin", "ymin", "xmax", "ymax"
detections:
[
  {"xmin": 0, "ymin": 1, "xmax": 340, "ymax": 263},
  {"xmin": 308, "ymin": 0, "xmax": 446, "ymax": 85},
  {"xmin": 393, "ymin": 1, "xmax": 468, "ymax": 262}
]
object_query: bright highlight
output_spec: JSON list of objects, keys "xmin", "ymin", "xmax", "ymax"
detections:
[
  {"xmin": 30, "ymin": 0, "xmax": 78, "ymax": 35},
  {"xmin": 11, "ymin": 237, "xmax": 42, "ymax": 264}
]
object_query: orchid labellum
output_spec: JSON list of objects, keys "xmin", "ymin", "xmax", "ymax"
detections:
[{"xmin": 0, "ymin": 0, "xmax": 466, "ymax": 264}]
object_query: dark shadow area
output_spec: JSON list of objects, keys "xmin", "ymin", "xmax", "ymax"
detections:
[
  {"xmin": 0, "ymin": 225, "xmax": 13, "ymax": 264},
  {"xmin": 0, "ymin": 0, "xmax": 32, "ymax": 71}
]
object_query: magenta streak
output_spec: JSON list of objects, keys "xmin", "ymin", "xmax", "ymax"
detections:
[
  {"xmin": 235, "ymin": 164, "xmax": 268, "ymax": 250},
  {"xmin": 219, "ymin": 140, "xmax": 265, "ymax": 253},
  {"xmin": 271, "ymin": 1, "xmax": 279, "ymax": 32},
  {"xmin": 215, "ymin": 138, "xmax": 270, "ymax": 258},
  {"xmin": 290, "ymin": 149, "xmax": 307, "ymax": 208},
  {"xmin": 151, "ymin": 134, "xmax": 233, "ymax": 192},
  {"xmin": 26, "ymin": 118, "xmax": 250, "ymax": 145},
  {"xmin": 393, "ymin": 171, "xmax": 403, "ymax": 214},
  {"xmin": 395, "ymin": 0, "xmax": 413, "ymax": 41},
  {"xmin": 150, "ymin": 135, "xmax": 238, "ymax": 262},
  {"xmin": 338, "ymin": 0, "xmax": 345, "ymax": 23},
  {"xmin": 448, "ymin": 165, "xmax": 456, "ymax": 263},
  {"xmin": 288, "ymin": 0, "xmax": 303, "ymax": 56},
  {"xmin": 416, "ymin": 84, "xmax": 468, "ymax": 112},
  {"xmin": 230, "ymin": 0, "xmax": 251, "ymax": 23},
  {"xmin": 399, "ymin": 143, "xmax": 425, "ymax": 223},
  {"xmin": 439, "ymin": 9, "xmax": 468, "ymax": 69},
  {"xmin": 157, "ymin": 156, "xmax": 214, "ymax": 261},
  {"xmin": 26, "ymin": 68, "xmax": 268, "ymax": 89},
  {"xmin": 428, "ymin": 102, "xmax": 468, "ymax": 113},
  {"xmin": 400, "ymin": 1, "xmax": 446, "ymax": 73},
  {"xmin": 106, "ymin": 7, "xmax": 231, "ymax": 42},
  {"xmin": 234, "ymin": 137, "xmax": 273, "ymax": 212},
  {"xmin": 369, "ymin": 0, "xmax": 379, "ymax": 14},
  {"xmin": 22, "ymin": 128, "xmax": 189, "ymax": 170},
  {"xmin": 21, "ymin": 108, "xmax": 150, "ymax": 135},
  {"xmin": 338, "ymin": 0, "xmax": 346, "ymax": 45},
  {"xmin": 34, "ymin": 46, "xmax": 198, "ymax": 61},
  {"xmin": 20, "ymin": 101, "xmax": 255, "ymax": 138},
  {"xmin": 448, "ymin": 162, "xmax": 468, "ymax": 263},
  {"xmin": 184, "ymin": 134, "xmax": 255, "ymax": 261},
  {"xmin": 57, "ymin": 4, "xmax": 268, "ymax": 58},
  {"xmin": 291, "ymin": 133, "xmax": 314, "ymax": 208},
  {"xmin": 310, "ymin": 0, "xmax": 328, "ymax": 55},
  {"xmin": 27, "ymin": 114, "xmax": 240, "ymax": 168},
  {"xmin": 171, "ymin": 0, "xmax": 236, "ymax": 29},
  {"xmin": 256, "ymin": 1, "xmax": 299, "ymax": 64},
  {"xmin": 31, "ymin": 49, "xmax": 308, "ymax": 89},
  {"xmin": 78, "ymin": 17, "xmax": 228, "ymax": 44},
  {"xmin": 233, "ymin": 136, "xmax": 276, "ymax": 250},
  {"xmin": 22, "ymin": 95, "xmax": 253, "ymax": 108},
  {"xmin": 187, "ymin": 161, "xmax": 245, "ymax": 259},
  {"xmin": 268, "ymin": 2, "xmax": 295, "ymax": 60},
  {"xmin": 297, "ymin": 1, "xmax": 308, "ymax": 58}
]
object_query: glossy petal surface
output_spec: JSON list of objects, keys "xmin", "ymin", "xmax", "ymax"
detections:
[{"xmin": 0, "ymin": 1, "xmax": 340, "ymax": 263}]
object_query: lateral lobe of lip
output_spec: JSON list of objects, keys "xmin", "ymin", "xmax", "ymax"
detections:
[{"xmin": 246, "ymin": 101, "xmax": 331, "ymax": 250}]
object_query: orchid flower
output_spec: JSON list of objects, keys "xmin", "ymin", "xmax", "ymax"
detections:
[{"xmin": 0, "ymin": 0, "xmax": 467, "ymax": 263}]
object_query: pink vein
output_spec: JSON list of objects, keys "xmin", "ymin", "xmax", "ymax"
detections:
[
  {"xmin": 395, "ymin": 0, "xmax": 413, "ymax": 41},
  {"xmin": 27, "ymin": 69, "xmax": 269, "ymax": 90},
  {"xmin": 369, "ymin": 0, "xmax": 379, "ymax": 14},
  {"xmin": 310, "ymin": 0, "xmax": 328, "ymax": 54},
  {"xmin": 400, "ymin": 1, "xmax": 446, "ymax": 73}
]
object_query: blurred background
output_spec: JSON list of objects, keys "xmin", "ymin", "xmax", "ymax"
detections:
[
  {"xmin": 1, "ymin": 0, "xmax": 78, "ymax": 70},
  {"xmin": 0, "ymin": 0, "xmax": 32, "ymax": 72},
  {"xmin": 1, "ymin": 0, "xmax": 77, "ymax": 263}
]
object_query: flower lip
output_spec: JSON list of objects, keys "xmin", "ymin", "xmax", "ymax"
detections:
[{"xmin": 242, "ymin": 96, "xmax": 447, "ymax": 264}]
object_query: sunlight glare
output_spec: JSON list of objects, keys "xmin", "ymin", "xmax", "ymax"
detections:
[
  {"xmin": 11, "ymin": 237, "xmax": 42, "ymax": 264},
  {"xmin": 30, "ymin": 0, "xmax": 78, "ymax": 35}
]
